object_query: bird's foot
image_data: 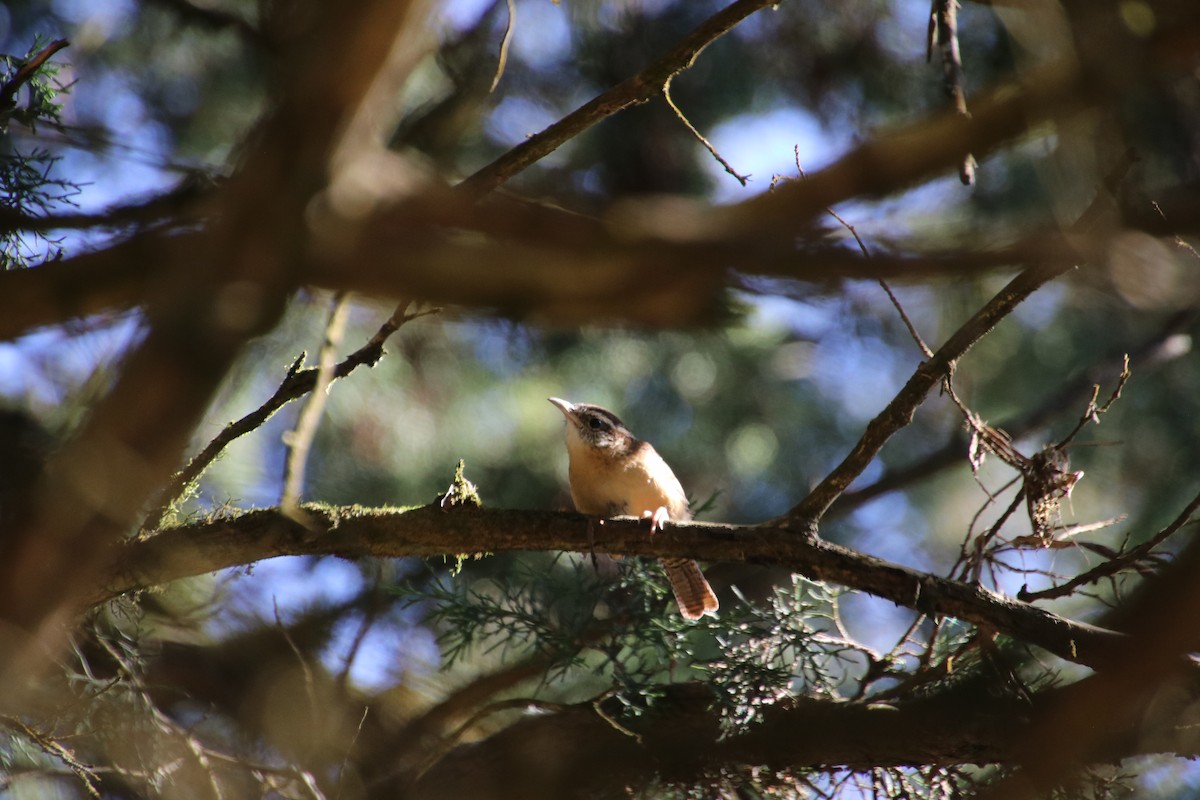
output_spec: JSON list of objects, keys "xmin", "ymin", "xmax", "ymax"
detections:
[{"xmin": 644, "ymin": 506, "xmax": 670, "ymax": 533}]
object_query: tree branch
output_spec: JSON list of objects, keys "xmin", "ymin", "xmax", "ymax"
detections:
[
  {"xmin": 281, "ymin": 293, "xmax": 351, "ymax": 511},
  {"xmin": 101, "ymin": 505, "xmax": 1125, "ymax": 670},
  {"xmin": 2, "ymin": 43, "xmax": 1179, "ymax": 338},
  {"xmin": 138, "ymin": 304, "xmax": 435, "ymax": 534},
  {"xmin": 399, "ymin": 676, "xmax": 1200, "ymax": 800},
  {"xmin": 455, "ymin": 0, "xmax": 779, "ymax": 197},
  {"xmin": 833, "ymin": 309, "xmax": 1199, "ymax": 516},
  {"xmin": 785, "ymin": 261, "xmax": 1074, "ymax": 525},
  {"xmin": 1017, "ymin": 487, "xmax": 1200, "ymax": 603},
  {"xmin": 976, "ymin": 514, "xmax": 1200, "ymax": 798},
  {"xmin": 0, "ymin": 39, "xmax": 69, "ymax": 113},
  {"xmin": 0, "ymin": 177, "xmax": 212, "ymax": 235},
  {"xmin": 0, "ymin": 0, "xmax": 430, "ymax": 673}
]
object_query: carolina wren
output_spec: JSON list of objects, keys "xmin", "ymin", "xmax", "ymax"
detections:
[{"xmin": 548, "ymin": 397, "xmax": 718, "ymax": 620}]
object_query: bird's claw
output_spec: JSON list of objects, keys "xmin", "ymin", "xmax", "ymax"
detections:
[{"xmin": 644, "ymin": 506, "xmax": 670, "ymax": 533}]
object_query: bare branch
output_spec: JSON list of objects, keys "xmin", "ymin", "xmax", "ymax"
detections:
[
  {"xmin": 786, "ymin": 150, "xmax": 933, "ymax": 358},
  {"xmin": 0, "ymin": 0, "xmax": 432, "ymax": 656},
  {"xmin": 281, "ymin": 292, "xmax": 352, "ymax": 512},
  {"xmin": 0, "ymin": 715, "xmax": 102, "ymax": 799},
  {"xmin": 456, "ymin": 0, "xmax": 779, "ymax": 196},
  {"xmin": 489, "ymin": 0, "xmax": 516, "ymax": 93},
  {"xmin": 1055, "ymin": 353, "xmax": 1132, "ymax": 448},
  {"xmin": 783, "ymin": 261, "xmax": 1073, "ymax": 526},
  {"xmin": 928, "ymin": 0, "xmax": 976, "ymax": 184},
  {"xmin": 833, "ymin": 310, "xmax": 1198, "ymax": 517},
  {"xmin": 663, "ymin": 79, "xmax": 749, "ymax": 186},
  {"xmin": 103, "ymin": 505, "xmax": 1126, "ymax": 670},
  {"xmin": 139, "ymin": 304, "xmax": 436, "ymax": 533},
  {"xmin": 1018, "ymin": 486, "xmax": 1200, "ymax": 602}
]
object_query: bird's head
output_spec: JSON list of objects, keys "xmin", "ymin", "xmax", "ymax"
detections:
[{"xmin": 548, "ymin": 397, "xmax": 637, "ymax": 456}]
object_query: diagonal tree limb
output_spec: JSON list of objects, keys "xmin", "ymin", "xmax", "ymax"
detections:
[
  {"xmin": 455, "ymin": 0, "xmax": 780, "ymax": 197},
  {"xmin": 784, "ymin": 146, "xmax": 1143, "ymax": 529},
  {"xmin": 782, "ymin": 260, "xmax": 1075, "ymax": 528},
  {"xmin": 139, "ymin": 304, "xmax": 437, "ymax": 534},
  {"xmin": 831, "ymin": 310, "xmax": 1198, "ymax": 517}
]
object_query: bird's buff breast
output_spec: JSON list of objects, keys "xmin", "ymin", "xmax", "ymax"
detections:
[{"xmin": 566, "ymin": 438, "xmax": 688, "ymax": 520}]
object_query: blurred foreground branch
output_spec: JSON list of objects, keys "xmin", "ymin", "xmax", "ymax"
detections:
[{"xmin": 402, "ymin": 676, "xmax": 1200, "ymax": 800}]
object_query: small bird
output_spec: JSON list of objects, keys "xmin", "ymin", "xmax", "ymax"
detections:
[{"xmin": 548, "ymin": 397, "xmax": 718, "ymax": 620}]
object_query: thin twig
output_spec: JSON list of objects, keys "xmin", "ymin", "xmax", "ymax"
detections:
[
  {"xmin": 182, "ymin": 750, "xmax": 326, "ymax": 800},
  {"xmin": 952, "ymin": 472, "xmax": 1019, "ymax": 579},
  {"xmin": 1008, "ymin": 514, "xmax": 1125, "ymax": 548},
  {"xmin": 334, "ymin": 574, "xmax": 385, "ymax": 695},
  {"xmin": 0, "ymin": 715, "xmax": 102, "ymax": 800},
  {"xmin": 96, "ymin": 635, "xmax": 226, "ymax": 800},
  {"xmin": 274, "ymin": 598, "xmax": 321, "ymax": 760},
  {"xmin": 663, "ymin": 78, "xmax": 749, "ymax": 185},
  {"xmin": 139, "ymin": 303, "xmax": 438, "ymax": 533},
  {"xmin": 1153, "ymin": 200, "xmax": 1200, "ymax": 262},
  {"xmin": 281, "ymin": 292, "xmax": 351, "ymax": 512},
  {"xmin": 791, "ymin": 147, "xmax": 933, "ymax": 357},
  {"xmin": 335, "ymin": 707, "xmax": 369, "ymax": 800},
  {"xmin": 1018, "ymin": 488, "xmax": 1200, "ymax": 602},
  {"xmin": 489, "ymin": 0, "xmax": 516, "ymax": 93},
  {"xmin": 591, "ymin": 689, "xmax": 643, "ymax": 744},
  {"xmin": 965, "ymin": 490, "xmax": 1026, "ymax": 583},
  {"xmin": 929, "ymin": 0, "xmax": 976, "ymax": 184},
  {"xmin": 1055, "ymin": 353, "xmax": 1132, "ymax": 448},
  {"xmin": 457, "ymin": 0, "xmax": 779, "ymax": 196},
  {"xmin": 783, "ymin": 260, "xmax": 1073, "ymax": 526},
  {"xmin": 879, "ymin": 279, "xmax": 934, "ymax": 359}
]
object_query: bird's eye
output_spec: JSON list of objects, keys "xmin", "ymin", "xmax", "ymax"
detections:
[{"xmin": 588, "ymin": 417, "xmax": 606, "ymax": 431}]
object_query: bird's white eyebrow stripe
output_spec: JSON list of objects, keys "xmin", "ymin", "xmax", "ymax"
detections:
[{"xmin": 578, "ymin": 405, "xmax": 627, "ymax": 428}]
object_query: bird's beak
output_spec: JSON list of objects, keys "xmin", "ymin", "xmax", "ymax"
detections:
[{"xmin": 548, "ymin": 397, "xmax": 577, "ymax": 424}]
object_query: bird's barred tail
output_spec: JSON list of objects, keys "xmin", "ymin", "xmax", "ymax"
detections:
[{"xmin": 661, "ymin": 558, "xmax": 719, "ymax": 620}]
